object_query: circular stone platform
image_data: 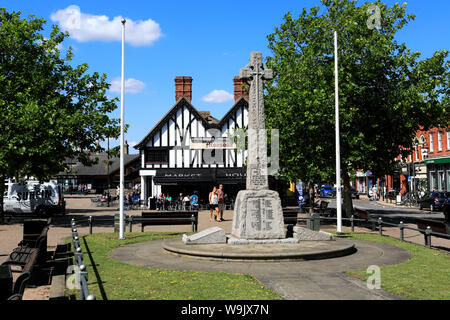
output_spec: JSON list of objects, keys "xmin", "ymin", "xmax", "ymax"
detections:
[{"xmin": 162, "ymin": 238, "xmax": 357, "ymax": 262}]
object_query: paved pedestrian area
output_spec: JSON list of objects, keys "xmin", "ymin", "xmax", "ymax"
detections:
[{"xmin": 110, "ymin": 237, "xmax": 410, "ymax": 300}]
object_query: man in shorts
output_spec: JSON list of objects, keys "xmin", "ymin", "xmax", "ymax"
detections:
[{"xmin": 216, "ymin": 184, "xmax": 225, "ymax": 221}]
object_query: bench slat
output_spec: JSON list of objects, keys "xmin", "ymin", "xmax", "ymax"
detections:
[
  {"xmin": 141, "ymin": 211, "xmax": 198, "ymax": 232},
  {"xmin": 416, "ymin": 218, "xmax": 449, "ymax": 236}
]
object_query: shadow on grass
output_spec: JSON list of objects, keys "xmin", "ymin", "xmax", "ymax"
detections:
[{"xmin": 82, "ymin": 236, "xmax": 108, "ymax": 300}]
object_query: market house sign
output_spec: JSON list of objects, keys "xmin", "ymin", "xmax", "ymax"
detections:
[{"xmin": 189, "ymin": 137, "xmax": 236, "ymax": 150}]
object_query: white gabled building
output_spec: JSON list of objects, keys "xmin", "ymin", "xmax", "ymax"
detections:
[{"xmin": 135, "ymin": 76, "xmax": 249, "ymax": 205}]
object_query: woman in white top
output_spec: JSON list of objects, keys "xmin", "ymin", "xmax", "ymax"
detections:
[
  {"xmin": 182, "ymin": 195, "xmax": 190, "ymax": 210},
  {"xmin": 209, "ymin": 186, "xmax": 220, "ymax": 222}
]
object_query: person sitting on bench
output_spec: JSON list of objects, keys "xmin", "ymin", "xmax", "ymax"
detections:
[{"xmin": 190, "ymin": 192, "xmax": 199, "ymax": 211}]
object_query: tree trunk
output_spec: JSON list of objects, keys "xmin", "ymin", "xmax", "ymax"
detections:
[
  {"xmin": 342, "ymin": 170, "xmax": 354, "ymax": 218},
  {"xmin": 309, "ymin": 184, "xmax": 315, "ymax": 213},
  {"xmin": 0, "ymin": 175, "xmax": 5, "ymax": 225}
]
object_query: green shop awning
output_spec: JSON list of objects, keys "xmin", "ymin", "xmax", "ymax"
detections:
[{"xmin": 425, "ymin": 157, "xmax": 450, "ymax": 165}]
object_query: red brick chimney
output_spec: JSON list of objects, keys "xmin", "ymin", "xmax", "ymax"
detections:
[
  {"xmin": 233, "ymin": 76, "xmax": 248, "ymax": 102},
  {"xmin": 175, "ymin": 76, "xmax": 192, "ymax": 102}
]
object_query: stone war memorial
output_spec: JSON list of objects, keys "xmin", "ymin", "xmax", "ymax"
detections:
[{"xmin": 164, "ymin": 52, "xmax": 355, "ymax": 261}]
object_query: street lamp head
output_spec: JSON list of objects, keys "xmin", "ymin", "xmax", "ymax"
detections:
[{"xmin": 121, "ymin": 18, "xmax": 126, "ymax": 24}]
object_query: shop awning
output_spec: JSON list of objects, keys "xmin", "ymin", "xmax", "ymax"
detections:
[
  {"xmin": 425, "ymin": 157, "xmax": 450, "ymax": 165},
  {"xmin": 153, "ymin": 168, "xmax": 246, "ymax": 185},
  {"xmin": 153, "ymin": 169, "xmax": 215, "ymax": 185},
  {"xmin": 216, "ymin": 168, "xmax": 246, "ymax": 185}
]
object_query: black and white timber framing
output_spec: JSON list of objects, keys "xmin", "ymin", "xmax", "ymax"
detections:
[{"xmin": 135, "ymin": 96, "xmax": 248, "ymax": 202}]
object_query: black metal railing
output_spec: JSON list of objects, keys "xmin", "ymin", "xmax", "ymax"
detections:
[
  {"xmin": 67, "ymin": 212, "xmax": 449, "ymax": 250},
  {"xmin": 70, "ymin": 219, "xmax": 95, "ymax": 300},
  {"xmin": 296, "ymin": 214, "xmax": 450, "ymax": 249}
]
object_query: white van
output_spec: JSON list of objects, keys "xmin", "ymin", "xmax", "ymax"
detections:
[{"xmin": 3, "ymin": 181, "xmax": 66, "ymax": 215}]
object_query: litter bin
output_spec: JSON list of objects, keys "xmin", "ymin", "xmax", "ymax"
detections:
[
  {"xmin": 396, "ymin": 195, "xmax": 402, "ymax": 205},
  {"xmin": 23, "ymin": 218, "xmax": 50, "ymax": 241},
  {"xmin": 306, "ymin": 212, "xmax": 320, "ymax": 231}
]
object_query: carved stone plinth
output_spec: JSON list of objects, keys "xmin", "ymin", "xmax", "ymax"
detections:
[{"xmin": 231, "ymin": 190, "xmax": 285, "ymax": 240}]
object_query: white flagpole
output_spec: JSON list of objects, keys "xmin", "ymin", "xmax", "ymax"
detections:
[
  {"xmin": 334, "ymin": 30, "xmax": 342, "ymax": 233},
  {"xmin": 119, "ymin": 18, "xmax": 126, "ymax": 240}
]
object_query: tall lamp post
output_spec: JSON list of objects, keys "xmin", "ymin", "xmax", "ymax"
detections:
[
  {"xmin": 334, "ymin": 30, "xmax": 342, "ymax": 234},
  {"xmin": 119, "ymin": 18, "xmax": 126, "ymax": 240}
]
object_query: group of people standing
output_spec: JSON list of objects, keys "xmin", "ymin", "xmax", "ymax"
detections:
[
  {"xmin": 155, "ymin": 192, "xmax": 199, "ymax": 211},
  {"xmin": 208, "ymin": 184, "xmax": 226, "ymax": 222},
  {"xmin": 153, "ymin": 184, "xmax": 228, "ymax": 223}
]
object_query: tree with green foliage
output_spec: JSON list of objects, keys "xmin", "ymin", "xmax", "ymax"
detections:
[
  {"xmin": 0, "ymin": 9, "xmax": 121, "ymax": 222},
  {"xmin": 265, "ymin": 0, "xmax": 449, "ymax": 216}
]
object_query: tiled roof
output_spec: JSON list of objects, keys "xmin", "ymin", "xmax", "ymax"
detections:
[{"xmin": 56, "ymin": 153, "xmax": 140, "ymax": 176}]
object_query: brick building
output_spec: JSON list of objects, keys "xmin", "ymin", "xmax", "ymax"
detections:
[{"xmin": 387, "ymin": 127, "xmax": 450, "ymax": 194}]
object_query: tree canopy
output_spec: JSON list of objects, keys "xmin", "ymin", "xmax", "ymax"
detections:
[
  {"xmin": 265, "ymin": 0, "xmax": 449, "ymax": 213},
  {"xmin": 0, "ymin": 9, "xmax": 121, "ymax": 220}
]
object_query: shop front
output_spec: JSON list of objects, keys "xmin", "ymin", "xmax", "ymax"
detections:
[
  {"xmin": 425, "ymin": 157, "xmax": 450, "ymax": 191},
  {"xmin": 143, "ymin": 168, "xmax": 246, "ymax": 207}
]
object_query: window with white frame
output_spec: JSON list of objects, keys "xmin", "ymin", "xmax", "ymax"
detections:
[
  {"xmin": 438, "ymin": 131, "xmax": 442, "ymax": 152},
  {"xmin": 438, "ymin": 171, "xmax": 445, "ymax": 191},
  {"xmin": 429, "ymin": 133, "xmax": 434, "ymax": 153},
  {"xmin": 447, "ymin": 171, "xmax": 450, "ymax": 191},
  {"xmin": 430, "ymin": 171, "xmax": 437, "ymax": 190},
  {"xmin": 447, "ymin": 130, "xmax": 450, "ymax": 150}
]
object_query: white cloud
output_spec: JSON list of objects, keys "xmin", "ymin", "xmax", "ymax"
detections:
[
  {"xmin": 201, "ymin": 90, "xmax": 234, "ymax": 103},
  {"xmin": 110, "ymin": 77, "xmax": 146, "ymax": 94},
  {"xmin": 50, "ymin": 5, "xmax": 162, "ymax": 46}
]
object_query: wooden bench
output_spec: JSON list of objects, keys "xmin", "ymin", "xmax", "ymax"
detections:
[
  {"xmin": 313, "ymin": 201, "xmax": 330, "ymax": 215},
  {"xmin": 141, "ymin": 211, "xmax": 198, "ymax": 232},
  {"xmin": 5, "ymin": 228, "xmax": 48, "ymax": 270},
  {"xmin": 6, "ymin": 249, "xmax": 39, "ymax": 300},
  {"xmin": 354, "ymin": 207, "xmax": 370, "ymax": 220},
  {"xmin": 353, "ymin": 207, "xmax": 376, "ymax": 230},
  {"xmin": 416, "ymin": 218, "xmax": 450, "ymax": 239},
  {"xmin": 282, "ymin": 209, "xmax": 299, "ymax": 225},
  {"xmin": 18, "ymin": 226, "xmax": 49, "ymax": 248}
]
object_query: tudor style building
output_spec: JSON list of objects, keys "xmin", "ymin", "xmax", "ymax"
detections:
[{"xmin": 135, "ymin": 76, "xmax": 249, "ymax": 205}]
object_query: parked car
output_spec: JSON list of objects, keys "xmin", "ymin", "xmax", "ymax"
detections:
[
  {"xmin": 319, "ymin": 185, "xmax": 334, "ymax": 198},
  {"xmin": 331, "ymin": 186, "xmax": 360, "ymax": 199},
  {"xmin": 418, "ymin": 191, "xmax": 449, "ymax": 212},
  {"xmin": 443, "ymin": 200, "xmax": 449, "ymax": 223}
]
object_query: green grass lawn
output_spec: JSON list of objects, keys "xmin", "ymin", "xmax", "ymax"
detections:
[
  {"xmin": 68, "ymin": 232, "xmax": 281, "ymax": 300},
  {"xmin": 334, "ymin": 232, "xmax": 450, "ymax": 300}
]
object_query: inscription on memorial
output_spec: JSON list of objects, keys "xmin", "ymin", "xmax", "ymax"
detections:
[{"xmin": 245, "ymin": 197, "xmax": 275, "ymax": 236}]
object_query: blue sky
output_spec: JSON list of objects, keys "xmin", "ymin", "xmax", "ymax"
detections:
[{"xmin": 4, "ymin": 0, "xmax": 450, "ymax": 151}]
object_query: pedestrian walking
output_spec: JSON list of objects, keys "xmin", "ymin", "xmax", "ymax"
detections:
[
  {"xmin": 209, "ymin": 186, "xmax": 220, "ymax": 222},
  {"xmin": 216, "ymin": 184, "xmax": 226, "ymax": 221}
]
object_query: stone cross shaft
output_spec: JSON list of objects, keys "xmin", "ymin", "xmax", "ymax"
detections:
[{"xmin": 239, "ymin": 52, "xmax": 273, "ymax": 190}]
